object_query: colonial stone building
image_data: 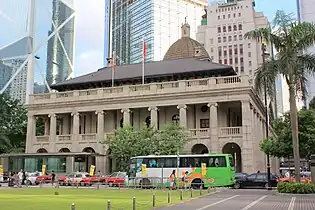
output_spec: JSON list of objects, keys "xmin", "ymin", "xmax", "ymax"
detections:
[{"xmin": 20, "ymin": 23, "xmax": 274, "ymax": 175}]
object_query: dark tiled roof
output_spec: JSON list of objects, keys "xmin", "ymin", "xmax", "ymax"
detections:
[{"xmin": 51, "ymin": 58, "xmax": 235, "ymax": 89}]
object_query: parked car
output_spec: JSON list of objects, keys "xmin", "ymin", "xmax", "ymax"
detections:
[
  {"xmin": 58, "ymin": 175, "xmax": 68, "ymax": 186},
  {"xmin": 235, "ymin": 173, "xmax": 248, "ymax": 181},
  {"xmin": 85, "ymin": 174, "xmax": 106, "ymax": 185},
  {"xmin": 26, "ymin": 172, "xmax": 42, "ymax": 185},
  {"xmin": 65, "ymin": 172, "xmax": 91, "ymax": 186},
  {"xmin": 234, "ymin": 173, "xmax": 278, "ymax": 189},
  {"xmin": 105, "ymin": 172, "xmax": 126, "ymax": 187},
  {"xmin": 35, "ymin": 173, "xmax": 52, "ymax": 185}
]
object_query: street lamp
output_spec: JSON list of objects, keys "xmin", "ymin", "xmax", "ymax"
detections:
[{"xmin": 261, "ymin": 42, "xmax": 272, "ymax": 190}]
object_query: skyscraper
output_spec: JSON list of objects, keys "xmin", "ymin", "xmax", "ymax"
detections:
[
  {"xmin": 299, "ymin": 0, "xmax": 315, "ymax": 106},
  {"xmin": 46, "ymin": 0, "xmax": 75, "ymax": 86},
  {"xmin": 107, "ymin": 0, "xmax": 207, "ymax": 65}
]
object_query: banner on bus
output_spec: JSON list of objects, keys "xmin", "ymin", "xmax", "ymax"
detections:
[
  {"xmin": 89, "ymin": 165, "xmax": 96, "ymax": 176},
  {"xmin": 0, "ymin": 165, "xmax": 3, "ymax": 175},
  {"xmin": 42, "ymin": 165, "xmax": 46, "ymax": 175},
  {"xmin": 141, "ymin": 164, "xmax": 147, "ymax": 176},
  {"xmin": 201, "ymin": 163, "xmax": 207, "ymax": 176}
]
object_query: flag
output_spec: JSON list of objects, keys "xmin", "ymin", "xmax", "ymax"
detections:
[{"xmin": 142, "ymin": 37, "xmax": 146, "ymax": 84}]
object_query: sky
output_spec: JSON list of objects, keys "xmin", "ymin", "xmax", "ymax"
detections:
[{"xmin": 0, "ymin": 0, "xmax": 297, "ymax": 84}]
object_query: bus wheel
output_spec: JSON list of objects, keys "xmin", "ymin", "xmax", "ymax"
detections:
[{"xmin": 191, "ymin": 178, "xmax": 204, "ymax": 189}]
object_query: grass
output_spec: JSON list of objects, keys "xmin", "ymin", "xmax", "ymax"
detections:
[{"xmin": 0, "ymin": 187, "xmax": 211, "ymax": 210}]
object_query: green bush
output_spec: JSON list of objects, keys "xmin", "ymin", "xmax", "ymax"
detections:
[{"xmin": 277, "ymin": 182, "xmax": 315, "ymax": 194}]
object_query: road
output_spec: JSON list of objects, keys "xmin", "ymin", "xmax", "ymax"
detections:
[{"xmin": 157, "ymin": 189, "xmax": 315, "ymax": 210}]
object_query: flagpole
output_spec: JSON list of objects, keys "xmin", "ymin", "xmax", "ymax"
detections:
[{"xmin": 142, "ymin": 36, "xmax": 145, "ymax": 84}]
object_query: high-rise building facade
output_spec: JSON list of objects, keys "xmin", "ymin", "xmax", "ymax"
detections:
[
  {"xmin": 46, "ymin": 0, "xmax": 75, "ymax": 86},
  {"xmin": 110, "ymin": 0, "xmax": 207, "ymax": 65},
  {"xmin": 300, "ymin": 0, "xmax": 315, "ymax": 106},
  {"xmin": 197, "ymin": 0, "xmax": 268, "ymax": 77}
]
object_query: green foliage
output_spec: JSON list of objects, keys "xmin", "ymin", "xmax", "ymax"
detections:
[
  {"xmin": 277, "ymin": 182, "xmax": 315, "ymax": 194},
  {"xmin": 105, "ymin": 123, "xmax": 188, "ymax": 171},
  {"xmin": 260, "ymin": 109, "xmax": 315, "ymax": 159},
  {"xmin": 0, "ymin": 93, "xmax": 27, "ymax": 153}
]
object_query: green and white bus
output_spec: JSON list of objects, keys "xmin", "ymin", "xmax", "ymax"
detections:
[{"xmin": 127, "ymin": 154, "xmax": 235, "ymax": 188}]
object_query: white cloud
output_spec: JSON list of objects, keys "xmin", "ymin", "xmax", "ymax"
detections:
[{"xmin": 74, "ymin": 50, "xmax": 103, "ymax": 77}]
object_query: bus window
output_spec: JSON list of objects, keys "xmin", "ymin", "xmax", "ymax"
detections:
[
  {"xmin": 229, "ymin": 156, "xmax": 235, "ymax": 168},
  {"xmin": 164, "ymin": 158, "xmax": 177, "ymax": 168},
  {"xmin": 209, "ymin": 156, "xmax": 227, "ymax": 167},
  {"xmin": 156, "ymin": 158, "xmax": 164, "ymax": 168}
]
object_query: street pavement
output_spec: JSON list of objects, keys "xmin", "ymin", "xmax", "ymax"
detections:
[{"xmin": 157, "ymin": 189, "xmax": 315, "ymax": 210}]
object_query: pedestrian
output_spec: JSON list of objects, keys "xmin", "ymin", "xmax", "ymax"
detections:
[
  {"xmin": 18, "ymin": 169, "xmax": 23, "ymax": 187},
  {"xmin": 169, "ymin": 170, "xmax": 176, "ymax": 190},
  {"xmin": 51, "ymin": 170, "xmax": 56, "ymax": 187}
]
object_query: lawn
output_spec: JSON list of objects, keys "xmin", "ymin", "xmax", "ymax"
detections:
[{"xmin": 0, "ymin": 187, "xmax": 210, "ymax": 210}]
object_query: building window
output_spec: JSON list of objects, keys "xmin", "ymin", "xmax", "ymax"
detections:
[
  {"xmin": 218, "ymin": 37, "xmax": 221, "ymax": 43},
  {"xmin": 248, "ymin": 52, "xmax": 251, "ymax": 57},
  {"xmin": 218, "ymin": 27, "xmax": 221, "ymax": 33},
  {"xmin": 228, "ymin": 26, "xmax": 232, "ymax": 32},
  {"xmin": 223, "ymin": 15, "xmax": 225, "ymax": 19},
  {"xmin": 224, "ymin": 50, "xmax": 227, "ymax": 56},
  {"xmin": 223, "ymin": 36, "xmax": 227, "ymax": 42},
  {"xmin": 240, "ymin": 57, "xmax": 244, "ymax": 63},
  {"xmin": 233, "ymin": 13, "xmax": 236, "ymax": 18},
  {"xmin": 235, "ymin": 57, "xmax": 238, "ymax": 64},
  {"xmin": 223, "ymin": 26, "xmax": 226, "ymax": 32},
  {"xmin": 218, "ymin": 49, "xmax": 222, "ymax": 56},
  {"xmin": 235, "ymin": 66, "xmax": 239, "ymax": 72},
  {"xmin": 234, "ymin": 48, "xmax": 238, "ymax": 55},
  {"xmin": 233, "ymin": 25, "xmax": 237, "ymax": 31},
  {"xmin": 239, "ymin": 34, "xmax": 243, "ymax": 40},
  {"xmin": 234, "ymin": 35, "xmax": 237, "ymax": 41},
  {"xmin": 219, "ymin": 59, "xmax": 222, "ymax": 64},
  {"xmin": 238, "ymin": 24, "xmax": 242, "ymax": 30},
  {"xmin": 211, "ymin": 47, "xmax": 213, "ymax": 53},
  {"xmin": 238, "ymin": 13, "xmax": 241, "ymax": 17},
  {"xmin": 240, "ymin": 66, "xmax": 244, "ymax": 72},
  {"xmin": 228, "ymin": 14, "xmax": 230, "ymax": 18},
  {"xmin": 229, "ymin": 58, "xmax": 233, "ymax": 64},
  {"xmin": 248, "ymin": 43, "xmax": 251, "ymax": 48},
  {"xmin": 249, "ymin": 61, "xmax": 252, "ymax": 67},
  {"xmin": 224, "ymin": 59, "xmax": 227, "ymax": 64},
  {"xmin": 240, "ymin": 48, "xmax": 243, "ymax": 54},
  {"xmin": 200, "ymin": 119, "xmax": 210, "ymax": 128},
  {"xmin": 228, "ymin": 36, "xmax": 232, "ymax": 41},
  {"xmin": 218, "ymin": 16, "xmax": 220, "ymax": 20}
]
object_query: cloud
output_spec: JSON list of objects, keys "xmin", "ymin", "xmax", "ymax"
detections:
[{"xmin": 74, "ymin": 50, "xmax": 103, "ymax": 77}]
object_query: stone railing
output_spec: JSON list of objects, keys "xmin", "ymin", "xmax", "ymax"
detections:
[
  {"xmin": 219, "ymin": 127, "xmax": 243, "ymax": 137},
  {"xmin": 189, "ymin": 129, "xmax": 210, "ymax": 137},
  {"xmin": 80, "ymin": 133, "xmax": 97, "ymax": 142},
  {"xmin": 30, "ymin": 75, "xmax": 250, "ymax": 104},
  {"xmin": 57, "ymin": 135, "xmax": 72, "ymax": 142},
  {"xmin": 36, "ymin": 136, "xmax": 49, "ymax": 142}
]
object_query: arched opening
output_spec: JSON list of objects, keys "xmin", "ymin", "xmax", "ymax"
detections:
[
  {"xmin": 59, "ymin": 148, "xmax": 70, "ymax": 153},
  {"xmin": 82, "ymin": 147, "xmax": 96, "ymax": 173},
  {"xmin": 222, "ymin": 143, "xmax": 242, "ymax": 172},
  {"xmin": 37, "ymin": 148, "xmax": 48, "ymax": 153},
  {"xmin": 191, "ymin": 144, "xmax": 209, "ymax": 154}
]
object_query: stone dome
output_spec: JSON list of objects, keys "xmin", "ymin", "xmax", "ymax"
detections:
[{"xmin": 163, "ymin": 22, "xmax": 209, "ymax": 61}]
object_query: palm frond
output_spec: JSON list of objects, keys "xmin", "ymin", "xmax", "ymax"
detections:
[
  {"xmin": 254, "ymin": 59, "xmax": 280, "ymax": 97},
  {"xmin": 289, "ymin": 22, "xmax": 315, "ymax": 51},
  {"xmin": 297, "ymin": 53, "xmax": 315, "ymax": 75}
]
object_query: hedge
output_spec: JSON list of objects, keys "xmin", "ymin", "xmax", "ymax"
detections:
[{"xmin": 277, "ymin": 182, "xmax": 315, "ymax": 194}]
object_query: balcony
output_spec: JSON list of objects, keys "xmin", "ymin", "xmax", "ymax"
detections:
[
  {"xmin": 36, "ymin": 136, "xmax": 49, "ymax": 142},
  {"xmin": 80, "ymin": 133, "xmax": 97, "ymax": 143},
  {"xmin": 57, "ymin": 135, "xmax": 72, "ymax": 142},
  {"xmin": 219, "ymin": 127, "xmax": 243, "ymax": 137},
  {"xmin": 189, "ymin": 129, "xmax": 210, "ymax": 138},
  {"xmin": 29, "ymin": 75, "xmax": 249, "ymax": 104}
]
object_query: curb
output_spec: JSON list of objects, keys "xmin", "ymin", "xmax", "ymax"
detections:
[
  {"xmin": 155, "ymin": 190, "xmax": 218, "ymax": 209},
  {"xmin": 276, "ymin": 192, "xmax": 315, "ymax": 196}
]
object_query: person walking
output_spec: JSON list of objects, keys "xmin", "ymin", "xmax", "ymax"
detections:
[
  {"xmin": 18, "ymin": 169, "xmax": 23, "ymax": 188},
  {"xmin": 169, "ymin": 170, "xmax": 176, "ymax": 190},
  {"xmin": 51, "ymin": 170, "xmax": 56, "ymax": 187}
]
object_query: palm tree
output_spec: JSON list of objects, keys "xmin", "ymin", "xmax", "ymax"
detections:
[{"xmin": 244, "ymin": 10, "xmax": 315, "ymax": 182}]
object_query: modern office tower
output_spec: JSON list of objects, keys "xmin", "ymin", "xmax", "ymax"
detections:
[
  {"xmin": 104, "ymin": 0, "xmax": 112, "ymax": 66},
  {"xmin": 46, "ymin": 0, "xmax": 75, "ymax": 86},
  {"xmin": 109, "ymin": 0, "xmax": 207, "ymax": 65},
  {"xmin": 0, "ymin": 37, "xmax": 31, "ymax": 103},
  {"xmin": 0, "ymin": 61, "xmax": 12, "ymax": 94},
  {"xmin": 197, "ymin": 0, "xmax": 268, "ymax": 77},
  {"xmin": 299, "ymin": 0, "xmax": 315, "ymax": 106}
]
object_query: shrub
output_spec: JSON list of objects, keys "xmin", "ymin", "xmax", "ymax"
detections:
[{"xmin": 277, "ymin": 182, "xmax": 315, "ymax": 194}]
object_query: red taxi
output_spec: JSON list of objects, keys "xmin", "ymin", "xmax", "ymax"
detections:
[
  {"xmin": 35, "ymin": 174, "xmax": 52, "ymax": 185},
  {"xmin": 105, "ymin": 172, "xmax": 126, "ymax": 187}
]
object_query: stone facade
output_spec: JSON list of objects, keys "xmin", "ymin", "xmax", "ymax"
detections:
[{"xmin": 26, "ymin": 74, "xmax": 275, "ymax": 174}]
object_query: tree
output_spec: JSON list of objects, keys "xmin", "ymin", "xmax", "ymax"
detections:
[
  {"xmin": 309, "ymin": 96, "xmax": 315, "ymax": 109},
  {"xmin": 104, "ymin": 123, "xmax": 188, "ymax": 171},
  {"xmin": 260, "ymin": 109, "xmax": 315, "ymax": 160},
  {"xmin": 245, "ymin": 10, "xmax": 315, "ymax": 182},
  {"xmin": 0, "ymin": 93, "xmax": 27, "ymax": 153}
]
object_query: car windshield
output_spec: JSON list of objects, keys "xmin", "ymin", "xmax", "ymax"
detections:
[{"xmin": 110, "ymin": 172, "xmax": 118, "ymax": 177}]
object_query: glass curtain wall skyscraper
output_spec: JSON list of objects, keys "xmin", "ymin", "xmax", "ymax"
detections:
[
  {"xmin": 46, "ymin": 0, "xmax": 75, "ymax": 86},
  {"xmin": 108, "ymin": 0, "xmax": 207, "ymax": 65}
]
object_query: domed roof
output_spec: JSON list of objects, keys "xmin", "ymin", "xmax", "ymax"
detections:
[{"xmin": 163, "ymin": 22, "xmax": 209, "ymax": 61}]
